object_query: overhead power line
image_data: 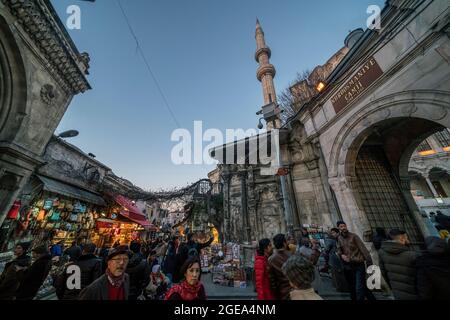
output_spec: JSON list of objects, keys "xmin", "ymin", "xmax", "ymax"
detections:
[{"xmin": 116, "ymin": 0, "xmax": 181, "ymax": 128}]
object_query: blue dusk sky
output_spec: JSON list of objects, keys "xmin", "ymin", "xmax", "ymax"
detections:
[{"xmin": 51, "ymin": 0, "xmax": 384, "ymax": 190}]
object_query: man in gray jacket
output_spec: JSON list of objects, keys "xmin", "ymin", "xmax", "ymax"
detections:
[{"xmin": 79, "ymin": 245, "xmax": 131, "ymax": 300}]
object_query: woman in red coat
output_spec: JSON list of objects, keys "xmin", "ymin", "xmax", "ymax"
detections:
[
  {"xmin": 254, "ymin": 238, "xmax": 275, "ymax": 300},
  {"xmin": 165, "ymin": 256, "xmax": 206, "ymax": 300}
]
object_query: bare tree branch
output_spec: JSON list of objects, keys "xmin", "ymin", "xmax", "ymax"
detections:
[{"xmin": 278, "ymin": 70, "xmax": 311, "ymax": 125}]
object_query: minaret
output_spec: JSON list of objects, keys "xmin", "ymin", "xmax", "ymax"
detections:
[{"xmin": 255, "ymin": 18, "xmax": 280, "ymax": 129}]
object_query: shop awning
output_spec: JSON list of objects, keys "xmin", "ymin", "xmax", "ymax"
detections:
[
  {"xmin": 114, "ymin": 195, "xmax": 145, "ymax": 217},
  {"xmin": 119, "ymin": 210, "xmax": 155, "ymax": 230},
  {"xmin": 37, "ymin": 175, "xmax": 106, "ymax": 207},
  {"xmin": 114, "ymin": 195, "xmax": 155, "ymax": 230}
]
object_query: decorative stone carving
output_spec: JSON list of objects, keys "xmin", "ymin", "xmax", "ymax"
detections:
[
  {"xmin": 401, "ymin": 104, "xmax": 417, "ymax": 116},
  {"xmin": 0, "ymin": 173, "xmax": 20, "ymax": 192},
  {"xmin": 3, "ymin": 0, "xmax": 91, "ymax": 94},
  {"xmin": 288, "ymin": 122, "xmax": 320, "ymax": 165},
  {"xmin": 429, "ymin": 105, "xmax": 447, "ymax": 121},
  {"xmin": 40, "ymin": 84, "xmax": 56, "ymax": 105},
  {"xmin": 255, "ymin": 184, "xmax": 279, "ymax": 204}
]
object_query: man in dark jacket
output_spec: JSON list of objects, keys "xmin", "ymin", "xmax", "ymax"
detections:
[
  {"xmin": 126, "ymin": 242, "xmax": 151, "ymax": 300},
  {"xmin": 378, "ymin": 229, "xmax": 419, "ymax": 300},
  {"xmin": 64, "ymin": 241, "xmax": 82, "ymax": 262},
  {"xmin": 173, "ymin": 240, "xmax": 188, "ymax": 283},
  {"xmin": 79, "ymin": 245, "xmax": 130, "ymax": 300},
  {"xmin": 0, "ymin": 242, "xmax": 31, "ymax": 300},
  {"xmin": 321, "ymin": 229, "xmax": 348, "ymax": 292},
  {"xmin": 186, "ymin": 232, "xmax": 214, "ymax": 257},
  {"xmin": 416, "ymin": 236, "xmax": 450, "ymax": 300},
  {"xmin": 55, "ymin": 243, "xmax": 103, "ymax": 300},
  {"xmin": 436, "ymin": 211, "xmax": 450, "ymax": 230},
  {"xmin": 336, "ymin": 221, "xmax": 375, "ymax": 301},
  {"xmin": 15, "ymin": 245, "xmax": 52, "ymax": 300},
  {"xmin": 162, "ymin": 238, "xmax": 177, "ymax": 282},
  {"xmin": 174, "ymin": 232, "xmax": 214, "ymax": 282},
  {"xmin": 372, "ymin": 227, "xmax": 388, "ymax": 251},
  {"xmin": 267, "ymin": 234, "xmax": 292, "ymax": 300}
]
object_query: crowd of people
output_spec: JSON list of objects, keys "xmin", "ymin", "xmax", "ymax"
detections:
[
  {"xmin": 254, "ymin": 220, "xmax": 450, "ymax": 300},
  {"xmin": 0, "ymin": 232, "xmax": 213, "ymax": 301},
  {"xmin": 1, "ymin": 216, "xmax": 449, "ymax": 301}
]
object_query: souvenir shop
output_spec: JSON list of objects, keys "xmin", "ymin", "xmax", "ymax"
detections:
[
  {"xmin": 197, "ymin": 239, "xmax": 251, "ymax": 289},
  {"xmin": 209, "ymin": 242, "xmax": 249, "ymax": 288},
  {"xmin": 89, "ymin": 194, "xmax": 153, "ymax": 248},
  {"xmin": 0, "ymin": 175, "xmax": 107, "ymax": 252},
  {"xmin": 182, "ymin": 224, "xmax": 252, "ymax": 289},
  {"xmin": 0, "ymin": 175, "xmax": 108, "ymax": 299},
  {"xmin": 90, "ymin": 216, "xmax": 146, "ymax": 248}
]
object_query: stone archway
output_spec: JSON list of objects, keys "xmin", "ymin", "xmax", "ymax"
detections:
[
  {"xmin": 0, "ymin": 15, "xmax": 31, "ymax": 226},
  {"xmin": 328, "ymin": 90, "xmax": 450, "ymax": 242},
  {"xmin": 0, "ymin": 15, "xmax": 28, "ymax": 139}
]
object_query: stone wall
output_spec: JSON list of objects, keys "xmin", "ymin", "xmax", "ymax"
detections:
[
  {"xmin": 292, "ymin": 0, "xmax": 450, "ymax": 243},
  {"xmin": 0, "ymin": 0, "xmax": 90, "ymax": 225},
  {"xmin": 221, "ymin": 164, "xmax": 285, "ymax": 243}
]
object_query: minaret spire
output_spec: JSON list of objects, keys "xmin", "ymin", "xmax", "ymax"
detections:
[{"xmin": 255, "ymin": 18, "xmax": 279, "ymax": 129}]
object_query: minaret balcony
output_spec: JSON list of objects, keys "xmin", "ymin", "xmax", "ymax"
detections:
[
  {"xmin": 257, "ymin": 64, "xmax": 276, "ymax": 81},
  {"xmin": 255, "ymin": 47, "xmax": 272, "ymax": 62}
]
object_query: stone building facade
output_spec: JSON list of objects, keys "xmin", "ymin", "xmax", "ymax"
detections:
[
  {"xmin": 220, "ymin": 164, "xmax": 285, "ymax": 243},
  {"xmin": 0, "ymin": 0, "xmax": 90, "ymax": 225},
  {"xmin": 287, "ymin": 0, "xmax": 450, "ymax": 248},
  {"xmin": 18, "ymin": 135, "xmax": 146, "ymax": 210},
  {"xmin": 214, "ymin": 0, "xmax": 450, "ymax": 250}
]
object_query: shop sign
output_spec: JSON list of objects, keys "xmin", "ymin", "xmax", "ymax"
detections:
[
  {"xmin": 96, "ymin": 221, "xmax": 113, "ymax": 229},
  {"xmin": 331, "ymin": 56, "xmax": 383, "ymax": 114}
]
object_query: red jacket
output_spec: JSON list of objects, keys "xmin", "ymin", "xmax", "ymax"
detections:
[{"xmin": 254, "ymin": 254, "xmax": 275, "ymax": 300}]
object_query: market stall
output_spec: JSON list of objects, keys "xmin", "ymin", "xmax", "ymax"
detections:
[
  {"xmin": 90, "ymin": 194, "xmax": 154, "ymax": 248},
  {"xmin": 203, "ymin": 242, "xmax": 249, "ymax": 288},
  {"xmin": 0, "ymin": 174, "xmax": 107, "ymax": 252},
  {"xmin": 301, "ymin": 224, "xmax": 328, "ymax": 249},
  {"xmin": 0, "ymin": 175, "xmax": 109, "ymax": 299}
]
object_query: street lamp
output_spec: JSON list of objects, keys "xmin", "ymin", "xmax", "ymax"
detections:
[{"xmin": 58, "ymin": 130, "xmax": 79, "ymax": 138}]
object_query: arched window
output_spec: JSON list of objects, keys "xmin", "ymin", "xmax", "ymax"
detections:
[
  {"xmin": 416, "ymin": 140, "xmax": 432, "ymax": 152},
  {"xmin": 433, "ymin": 129, "xmax": 450, "ymax": 148}
]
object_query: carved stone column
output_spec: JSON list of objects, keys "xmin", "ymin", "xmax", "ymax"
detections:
[
  {"xmin": 424, "ymin": 174, "xmax": 440, "ymax": 198},
  {"xmin": 221, "ymin": 171, "xmax": 232, "ymax": 243},
  {"xmin": 239, "ymin": 170, "xmax": 251, "ymax": 243},
  {"xmin": 398, "ymin": 175, "xmax": 429, "ymax": 239},
  {"xmin": 328, "ymin": 175, "xmax": 372, "ymax": 240}
]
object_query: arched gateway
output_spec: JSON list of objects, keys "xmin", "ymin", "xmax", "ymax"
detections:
[{"xmin": 328, "ymin": 90, "xmax": 450, "ymax": 244}]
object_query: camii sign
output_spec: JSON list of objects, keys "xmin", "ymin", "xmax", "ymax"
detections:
[{"xmin": 331, "ymin": 56, "xmax": 383, "ymax": 114}]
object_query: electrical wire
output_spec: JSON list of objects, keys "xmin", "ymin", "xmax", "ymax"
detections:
[{"xmin": 116, "ymin": 0, "xmax": 181, "ymax": 128}]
